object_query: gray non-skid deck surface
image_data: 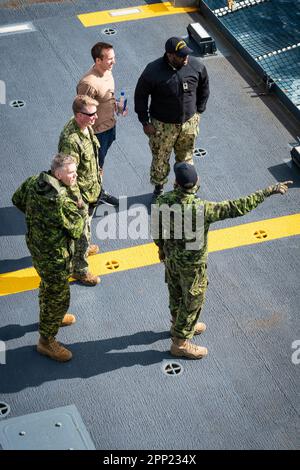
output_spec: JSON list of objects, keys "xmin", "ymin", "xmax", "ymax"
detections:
[{"xmin": 0, "ymin": 0, "xmax": 299, "ymax": 450}]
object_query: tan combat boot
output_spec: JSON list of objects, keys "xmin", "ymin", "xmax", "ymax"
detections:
[
  {"xmin": 72, "ymin": 272, "xmax": 100, "ymax": 286},
  {"xmin": 194, "ymin": 322, "xmax": 207, "ymax": 335},
  {"xmin": 170, "ymin": 317, "xmax": 206, "ymax": 336},
  {"xmin": 170, "ymin": 337, "xmax": 208, "ymax": 359},
  {"xmin": 88, "ymin": 244, "xmax": 100, "ymax": 256},
  {"xmin": 37, "ymin": 337, "xmax": 72, "ymax": 362},
  {"xmin": 61, "ymin": 313, "xmax": 76, "ymax": 326}
]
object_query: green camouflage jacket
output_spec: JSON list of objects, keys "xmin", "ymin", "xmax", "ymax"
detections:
[
  {"xmin": 58, "ymin": 117, "xmax": 101, "ymax": 204},
  {"xmin": 153, "ymin": 186, "xmax": 270, "ymax": 266},
  {"xmin": 12, "ymin": 171, "xmax": 85, "ymax": 272}
]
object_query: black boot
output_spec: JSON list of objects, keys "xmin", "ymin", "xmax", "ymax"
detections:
[
  {"xmin": 98, "ymin": 189, "xmax": 119, "ymax": 207},
  {"xmin": 152, "ymin": 184, "xmax": 164, "ymax": 202}
]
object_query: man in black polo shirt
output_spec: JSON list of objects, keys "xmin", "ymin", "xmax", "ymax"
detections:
[{"xmin": 134, "ymin": 37, "xmax": 210, "ymax": 201}]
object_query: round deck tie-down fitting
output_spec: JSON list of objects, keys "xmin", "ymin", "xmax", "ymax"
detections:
[
  {"xmin": 253, "ymin": 229, "xmax": 268, "ymax": 239},
  {"xmin": 105, "ymin": 260, "xmax": 120, "ymax": 270},
  {"xmin": 163, "ymin": 362, "xmax": 184, "ymax": 376},
  {"xmin": 102, "ymin": 28, "xmax": 117, "ymax": 36},
  {"xmin": 0, "ymin": 402, "xmax": 11, "ymax": 419},
  {"xmin": 9, "ymin": 99, "xmax": 25, "ymax": 108},
  {"xmin": 193, "ymin": 148, "xmax": 207, "ymax": 158}
]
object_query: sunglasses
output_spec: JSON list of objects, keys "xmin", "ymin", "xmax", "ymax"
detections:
[{"xmin": 80, "ymin": 110, "xmax": 97, "ymax": 117}]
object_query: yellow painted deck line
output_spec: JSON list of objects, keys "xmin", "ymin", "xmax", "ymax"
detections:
[
  {"xmin": 1, "ymin": 214, "xmax": 299, "ymax": 297},
  {"xmin": 78, "ymin": 2, "xmax": 198, "ymax": 28}
]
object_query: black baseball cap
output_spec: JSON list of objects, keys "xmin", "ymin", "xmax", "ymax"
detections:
[
  {"xmin": 174, "ymin": 162, "xmax": 198, "ymax": 188},
  {"xmin": 165, "ymin": 37, "xmax": 193, "ymax": 57}
]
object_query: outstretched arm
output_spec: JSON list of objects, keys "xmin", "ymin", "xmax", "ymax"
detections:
[{"xmin": 205, "ymin": 181, "xmax": 293, "ymax": 224}]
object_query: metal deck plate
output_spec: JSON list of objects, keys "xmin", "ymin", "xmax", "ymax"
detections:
[{"xmin": 0, "ymin": 405, "xmax": 95, "ymax": 450}]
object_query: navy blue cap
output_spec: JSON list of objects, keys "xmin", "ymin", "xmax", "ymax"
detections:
[
  {"xmin": 165, "ymin": 37, "xmax": 193, "ymax": 57},
  {"xmin": 174, "ymin": 162, "xmax": 198, "ymax": 188}
]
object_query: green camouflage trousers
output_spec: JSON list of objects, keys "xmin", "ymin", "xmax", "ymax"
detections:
[
  {"xmin": 165, "ymin": 259, "xmax": 208, "ymax": 339},
  {"xmin": 38, "ymin": 270, "xmax": 70, "ymax": 339},
  {"xmin": 73, "ymin": 208, "xmax": 95, "ymax": 275},
  {"xmin": 149, "ymin": 113, "xmax": 200, "ymax": 186}
]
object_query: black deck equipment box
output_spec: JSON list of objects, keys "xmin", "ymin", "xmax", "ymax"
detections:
[
  {"xmin": 187, "ymin": 23, "xmax": 217, "ymax": 55},
  {"xmin": 291, "ymin": 145, "xmax": 300, "ymax": 168}
]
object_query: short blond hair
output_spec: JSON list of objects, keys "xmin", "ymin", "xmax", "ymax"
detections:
[
  {"xmin": 51, "ymin": 153, "xmax": 76, "ymax": 173},
  {"xmin": 72, "ymin": 95, "xmax": 99, "ymax": 114}
]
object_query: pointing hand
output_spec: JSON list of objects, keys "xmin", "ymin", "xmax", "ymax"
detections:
[{"xmin": 271, "ymin": 181, "xmax": 293, "ymax": 194}]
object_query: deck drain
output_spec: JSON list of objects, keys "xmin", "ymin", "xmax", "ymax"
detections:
[
  {"xmin": 9, "ymin": 99, "xmax": 25, "ymax": 108},
  {"xmin": 253, "ymin": 229, "xmax": 268, "ymax": 239},
  {"xmin": 102, "ymin": 28, "xmax": 117, "ymax": 36},
  {"xmin": 163, "ymin": 362, "xmax": 183, "ymax": 376},
  {"xmin": 0, "ymin": 402, "xmax": 11, "ymax": 419},
  {"xmin": 194, "ymin": 148, "xmax": 207, "ymax": 158},
  {"xmin": 105, "ymin": 260, "xmax": 120, "ymax": 270}
]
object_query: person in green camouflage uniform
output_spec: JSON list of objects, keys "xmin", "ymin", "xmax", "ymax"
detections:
[
  {"xmin": 153, "ymin": 162, "xmax": 292, "ymax": 359},
  {"xmin": 58, "ymin": 95, "xmax": 102, "ymax": 286},
  {"xmin": 12, "ymin": 154, "xmax": 86, "ymax": 362}
]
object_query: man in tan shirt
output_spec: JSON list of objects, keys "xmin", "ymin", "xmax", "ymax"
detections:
[{"xmin": 77, "ymin": 42, "xmax": 119, "ymax": 207}]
